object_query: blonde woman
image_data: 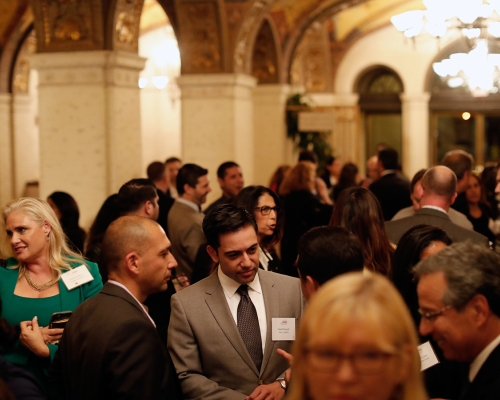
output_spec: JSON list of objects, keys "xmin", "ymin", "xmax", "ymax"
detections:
[
  {"xmin": 287, "ymin": 273, "xmax": 427, "ymax": 400},
  {"xmin": 0, "ymin": 198, "xmax": 102, "ymax": 390}
]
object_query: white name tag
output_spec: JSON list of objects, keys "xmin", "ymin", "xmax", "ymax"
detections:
[
  {"xmin": 272, "ymin": 318, "xmax": 296, "ymax": 341},
  {"xmin": 61, "ymin": 265, "xmax": 94, "ymax": 291},
  {"xmin": 418, "ymin": 341, "xmax": 440, "ymax": 371}
]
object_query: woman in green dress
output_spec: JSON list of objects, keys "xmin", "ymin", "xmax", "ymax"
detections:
[{"xmin": 0, "ymin": 197, "xmax": 102, "ymax": 390}]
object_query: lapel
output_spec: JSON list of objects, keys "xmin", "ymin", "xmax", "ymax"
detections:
[
  {"xmin": 260, "ymin": 270, "xmax": 279, "ymax": 376},
  {"xmin": 463, "ymin": 343, "xmax": 500, "ymax": 400},
  {"xmin": 203, "ymin": 272, "xmax": 260, "ymax": 377}
]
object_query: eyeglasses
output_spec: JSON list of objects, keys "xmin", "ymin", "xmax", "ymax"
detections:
[
  {"xmin": 254, "ymin": 206, "xmax": 279, "ymax": 215},
  {"xmin": 418, "ymin": 305, "xmax": 453, "ymax": 322},
  {"xmin": 306, "ymin": 348, "xmax": 397, "ymax": 375}
]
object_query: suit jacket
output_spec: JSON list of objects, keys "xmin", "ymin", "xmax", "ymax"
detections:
[
  {"xmin": 156, "ymin": 188, "xmax": 175, "ymax": 234},
  {"xmin": 369, "ymin": 172, "xmax": 412, "ymax": 221},
  {"xmin": 50, "ymin": 283, "xmax": 181, "ymax": 400},
  {"xmin": 391, "ymin": 205, "xmax": 474, "ymax": 230},
  {"xmin": 167, "ymin": 199, "xmax": 206, "ymax": 280},
  {"xmin": 385, "ymin": 207, "xmax": 489, "ymax": 246},
  {"xmin": 462, "ymin": 343, "xmax": 500, "ymax": 400},
  {"xmin": 167, "ymin": 269, "xmax": 304, "ymax": 400}
]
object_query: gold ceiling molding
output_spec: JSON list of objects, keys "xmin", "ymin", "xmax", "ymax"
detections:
[{"xmin": 113, "ymin": 0, "xmax": 145, "ymax": 51}]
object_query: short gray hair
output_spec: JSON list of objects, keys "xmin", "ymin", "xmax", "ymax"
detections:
[{"xmin": 413, "ymin": 242, "xmax": 500, "ymax": 316}]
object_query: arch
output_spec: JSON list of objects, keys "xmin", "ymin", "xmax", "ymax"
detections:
[
  {"xmin": 281, "ymin": 0, "xmax": 369, "ymax": 84},
  {"xmin": 356, "ymin": 65, "xmax": 403, "ymax": 111},
  {"xmin": 251, "ymin": 16, "xmax": 281, "ymax": 84}
]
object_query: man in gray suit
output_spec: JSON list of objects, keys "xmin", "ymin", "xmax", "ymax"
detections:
[
  {"xmin": 168, "ymin": 163, "xmax": 211, "ymax": 282},
  {"xmin": 168, "ymin": 204, "xmax": 303, "ymax": 400},
  {"xmin": 385, "ymin": 166, "xmax": 488, "ymax": 246}
]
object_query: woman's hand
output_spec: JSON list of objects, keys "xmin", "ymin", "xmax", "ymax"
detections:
[
  {"xmin": 19, "ymin": 316, "xmax": 51, "ymax": 358},
  {"xmin": 40, "ymin": 326, "xmax": 64, "ymax": 344}
]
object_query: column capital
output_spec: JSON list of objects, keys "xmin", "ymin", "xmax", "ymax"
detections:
[
  {"xmin": 30, "ymin": 51, "xmax": 146, "ymax": 88},
  {"xmin": 399, "ymin": 92, "xmax": 431, "ymax": 103},
  {"xmin": 178, "ymin": 73, "xmax": 257, "ymax": 99}
]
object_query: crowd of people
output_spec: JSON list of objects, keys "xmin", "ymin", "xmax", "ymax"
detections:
[{"xmin": 0, "ymin": 147, "xmax": 500, "ymax": 400}]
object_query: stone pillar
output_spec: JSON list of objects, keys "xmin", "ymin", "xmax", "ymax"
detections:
[
  {"xmin": 0, "ymin": 94, "xmax": 14, "ymax": 206},
  {"xmin": 30, "ymin": 51, "xmax": 145, "ymax": 227},
  {"xmin": 400, "ymin": 93, "xmax": 431, "ymax": 178},
  {"xmin": 178, "ymin": 74, "xmax": 257, "ymax": 205},
  {"xmin": 253, "ymin": 84, "xmax": 290, "ymax": 186},
  {"xmin": 12, "ymin": 94, "xmax": 39, "ymax": 198}
]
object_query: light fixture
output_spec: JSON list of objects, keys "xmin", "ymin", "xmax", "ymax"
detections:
[{"xmin": 391, "ymin": 0, "xmax": 500, "ymax": 96}]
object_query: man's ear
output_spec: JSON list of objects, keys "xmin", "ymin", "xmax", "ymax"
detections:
[
  {"xmin": 468, "ymin": 294, "xmax": 490, "ymax": 328},
  {"xmin": 300, "ymin": 275, "xmax": 320, "ymax": 301},
  {"xmin": 450, "ymin": 191, "xmax": 458, "ymax": 205},
  {"xmin": 417, "ymin": 184, "xmax": 424, "ymax": 200},
  {"xmin": 124, "ymin": 252, "xmax": 140, "ymax": 276},
  {"xmin": 183, "ymin": 183, "xmax": 192, "ymax": 196},
  {"xmin": 206, "ymin": 245, "xmax": 219, "ymax": 264},
  {"xmin": 144, "ymin": 200, "xmax": 154, "ymax": 216}
]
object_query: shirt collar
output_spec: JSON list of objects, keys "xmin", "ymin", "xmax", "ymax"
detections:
[
  {"xmin": 176, "ymin": 197, "xmax": 200, "ymax": 212},
  {"xmin": 421, "ymin": 205, "xmax": 448, "ymax": 215},
  {"xmin": 107, "ymin": 280, "xmax": 156, "ymax": 327},
  {"xmin": 469, "ymin": 334, "xmax": 500, "ymax": 382},
  {"xmin": 217, "ymin": 266, "xmax": 262, "ymax": 298},
  {"xmin": 380, "ymin": 170, "xmax": 397, "ymax": 177}
]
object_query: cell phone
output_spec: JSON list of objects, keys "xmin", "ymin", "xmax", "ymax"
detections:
[{"xmin": 49, "ymin": 311, "xmax": 73, "ymax": 329}]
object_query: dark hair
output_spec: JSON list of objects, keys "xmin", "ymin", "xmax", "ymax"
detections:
[
  {"xmin": 116, "ymin": 178, "xmax": 157, "ymax": 215},
  {"xmin": 410, "ymin": 169, "xmax": 427, "ymax": 193},
  {"xmin": 297, "ymin": 226, "xmax": 364, "ymax": 285},
  {"xmin": 217, "ymin": 161, "xmax": 239, "ymax": 179},
  {"xmin": 298, "ymin": 150, "xmax": 318, "ymax": 164},
  {"xmin": 334, "ymin": 163, "xmax": 358, "ymax": 200},
  {"xmin": 378, "ymin": 148, "xmax": 399, "ymax": 170},
  {"xmin": 481, "ymin": 163, "xmax": 498, "ymax": 194},
  {"xmin": 165, "ymin": 157, "xmax": 181, "ymax": 164},
  {"xmin": 47, "ymin": 191, "xmax": 86, "ymax": 253},
  {"xmin": 392, "ymin": 225, "xmax": 452, "ymax": 326},
  {"xmin": 325, "ymin": 156, "xmax": 336, "ymax": 166},
  {"xmin": 235, "ymin": 186, "xmax": 282, "ymax": 248},
  {"xmin": 441, "ymin": 150, "xmax": 473, "ymax": 180},
  {"xmin": 147, "ymin": 161, "xmax": 166, "ymax": 182},
  {"xmin": 203, "ymin": 204, "xmax": 257, "ymax": 250},
  {"xmin": 176, "ymin": 163, "xmax": 208, "ymax": 195},
  {"xmin": 330, "ymin": 187, "xmax": 393, "ymax": 276}
]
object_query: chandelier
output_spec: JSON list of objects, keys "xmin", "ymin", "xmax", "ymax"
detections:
[{"xmin": 391, "ymin": 0, "xmax": 500, "ymax": 96}]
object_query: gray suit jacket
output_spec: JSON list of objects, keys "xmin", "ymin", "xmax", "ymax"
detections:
[
  {"xmin": 385, "ymin": 207, "xmax": 489, "ymax": 246},
  {"xmin": 167, "ymin": 200, "xmax": 206, "ymax": 279},
  {"xmin": 391, "ymin": 205, "xmax": 474, "ymax": 230},
  {"xmin": 167, "ymin": 269, "xmax": 304, "ymax": 400}
]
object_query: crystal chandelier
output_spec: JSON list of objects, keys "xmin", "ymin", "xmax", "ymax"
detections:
[{"xmin": 391, "ymin": 0, "xmax": 500, "ymax": 96}]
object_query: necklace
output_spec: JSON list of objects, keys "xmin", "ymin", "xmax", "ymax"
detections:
[{"xmin": 24, "ymin": 269, "xmax": 58, "ymax": 292}]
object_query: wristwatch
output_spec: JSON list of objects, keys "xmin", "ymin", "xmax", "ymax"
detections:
[{"xmin": 276, "ymin": 378, "xmax": 287, "ymax": 390}]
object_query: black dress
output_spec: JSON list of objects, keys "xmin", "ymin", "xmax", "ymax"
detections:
[
  {"xmin": 465, "ymin": 203, "xmax": 496, "ymax": 245},
  {"xmin": 280, "ymin": 190, "xmax": 332, "ymax": 277}
]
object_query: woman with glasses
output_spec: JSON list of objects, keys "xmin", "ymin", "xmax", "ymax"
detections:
[
  {"xmin": 287, "ymin": 272, "xmax": 427, "ymax": 400},
  {"xmin": 235, "ymin": 186, "xmax": 283, "ymax": 272}
]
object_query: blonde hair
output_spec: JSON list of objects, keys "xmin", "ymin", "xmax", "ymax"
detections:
[
  {"xmin": 287, "ymin": 273, "xmax": 427, "ymax": 400},
  {"xmin": 1, "ymin": 197, "xmax": 84, "ymax": 279},
  {"xmin": 279, "ymin": 161, "xmax": 316, "ymax": 196}
]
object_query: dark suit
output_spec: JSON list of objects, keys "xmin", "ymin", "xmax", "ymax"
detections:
[
  {"xmin": 462, "ymin": 343, "xmax": 500, "ymax": 400},
  {"xmin": 204, "ymin": 195, "xmax": 232, "ymax": 215},
  {"xmin": 156, "ymin": 188, "xmax": 174, "ymax": 234},
  {"xmin": 50, "ymin": 283, "xmax": 181, "ymax": 400},
  {"xmin": 385, "ymin": 207, "xmax": 489, "ymax": 246},
  {"xmin": 369, "ymin": 172, "xmax": 411, "ymax": 221},
  {"xmin": 167, "ymin": 269, "xmax": 304, "ymax": 399}
]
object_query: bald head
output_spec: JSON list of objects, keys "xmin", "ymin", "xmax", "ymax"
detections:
[
  {"xmin": 102, "ymin": 216, "xmax": 160, "ymax": 274},
  {"xmin": 421, "ymin": 166, "xmax": 457, "ymax": 202}
]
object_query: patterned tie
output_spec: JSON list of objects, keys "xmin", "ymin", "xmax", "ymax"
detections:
[{"xmin": 237, "ymin": 284, "xmax": 263, "ymax": 371}]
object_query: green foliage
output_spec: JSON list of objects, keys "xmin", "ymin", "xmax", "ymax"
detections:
[{"xmin": 285, "ymin": 93, "xmax": 333, "ymax": 172}]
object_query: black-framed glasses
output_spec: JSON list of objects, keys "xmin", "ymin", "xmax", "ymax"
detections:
[
  {"xmin": 254, "ymin": 206, "xmax": 279, "ymax": 215},
  {"xmin": 418, "ymin": 305, "xmax": 453, "ymax": 322},
  {"xmin": 306, "ymin": 348, "xmax": 397, "ymax": 375}
]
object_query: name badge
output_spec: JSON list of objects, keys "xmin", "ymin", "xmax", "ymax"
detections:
[
  {"xmin": 418, "ymin": 341, "xmax": 440, "ymax": 371},
  {"xmin": 61, "ymin": 265, "xmax": 94, "ymax": 291},
  {"xmin": 272, "ymin": 318, "xmax": 296, "ymax": 341}
]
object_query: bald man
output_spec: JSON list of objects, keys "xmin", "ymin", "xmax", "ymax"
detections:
[{"xmin": 50, "ymin": 216, "xmax": 181, "ymax": 399}]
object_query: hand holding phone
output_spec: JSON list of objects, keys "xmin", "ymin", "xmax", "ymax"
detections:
[{"xmin": 49, "ymin": 311, "xmax": 72, "ymax": 329}]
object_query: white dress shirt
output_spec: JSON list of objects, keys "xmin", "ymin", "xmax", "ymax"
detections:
[
  {"xmin": 469, "ymin": 334, "xmax": 500, "ymax": 382},
  {"xmin": 218, "ymin": 267, "xmax": 267, "ymax": 354}
]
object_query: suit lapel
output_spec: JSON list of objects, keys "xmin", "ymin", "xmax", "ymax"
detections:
[
  {"xmin": 260, "ymin": 271, "xmax": 279, "ymax": 377},
  {"xmin": 203, "ymin": 273, "xmax": 260, "ymax": 377}
]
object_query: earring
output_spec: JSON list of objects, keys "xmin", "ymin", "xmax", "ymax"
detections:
[{"xmin": 45, "ymin": 232, "xmax": 50, "ymax": 242}]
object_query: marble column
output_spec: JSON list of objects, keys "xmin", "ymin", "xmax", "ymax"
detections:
[
  {"xmin": 400, "ymin": 93, "xmax": 431, "ymax": 179},
  {"xmin": 178, "ymin": 74, "xmax": 257, "ymax": 204},
  {"xmin": 253, "ymin": 84, "xmax": 290, "ymax": 186},
  {"xmin": 30, "ymin": 51, "xmax": 145, "ymax": 227},
  {"xmin": 12, "ymin": 94, "xmax": 39, "ymax": 199},
  {"xmin": 0, "ymin": 94, "xmax": 14, "ymax": 206}
]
